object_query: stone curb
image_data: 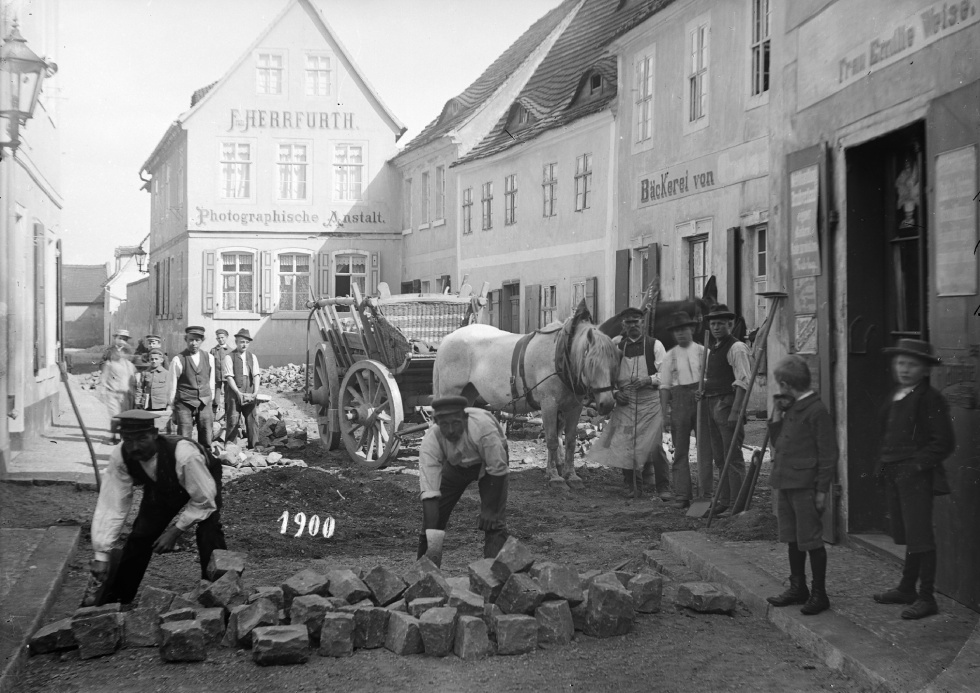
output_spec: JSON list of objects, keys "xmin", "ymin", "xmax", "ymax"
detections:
[
  {"xmin": 919, "ymin": 620, "xmax": 980, "ymax": 693},
  {"xmin": 661, "ymin": 531, "xmax": 935, "ymax": 693},
  {"xmin": 0, "ymin": 526, "xmax": 81, "ymax": 693}
]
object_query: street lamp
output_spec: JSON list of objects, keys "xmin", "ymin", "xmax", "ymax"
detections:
[
  {"xmin": 0, "ymin": 20, "xmax": 57, "ymax": 154},
  {"xmin": 134, "ymin": 246, "xmax": 148, "ymax": 273}
]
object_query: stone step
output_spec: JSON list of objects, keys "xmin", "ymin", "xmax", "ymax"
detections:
[{"xmin": 642, "ymin": 549, "xmax": 702, "ymax": 582}]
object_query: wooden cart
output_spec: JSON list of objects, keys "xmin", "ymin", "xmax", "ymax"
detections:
[{"xmin": 304, "ymin": 282, "xmax": 488, "ymax": 468}]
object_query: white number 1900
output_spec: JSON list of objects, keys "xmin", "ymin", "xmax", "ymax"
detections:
[{"xmin": 278, "ymin": 511, "xmax": 336, "ymax": 539}]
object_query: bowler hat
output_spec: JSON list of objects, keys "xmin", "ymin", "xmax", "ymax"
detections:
[
  {"xmin": 114, "ymin": 329, "xmax": 131, "ymax": 339},
  {"xmin": 882, "ymin": 338, "xmax": 940, "ymax": 365},
  {"xmin": 431, "ymin": 396, "xmax": 468, "ymax": 417},
  {"xmin": 666, "ymin": 311, "xmax": 699, "ymax": 330},
  {"xmin": 621, "ymin": 307, "xmax": 645, "ymax": 322},
  {"xmin": 706, "ymin": 304, "xmax": 736, "ymax": 320},
  {"xmin": 215, "ymin": 328, "xmax": 229, "ymax": 336},
  {"xmin": 114, "ymin": 409, "xmax": 162, "ymax": 435},
  {"xmin": 234, "ymin": 328, "xmax": 253, "ymax": 341},
  {"xmin": 185, "ymin": 326, "xmax": 206, "ymax": 338}
]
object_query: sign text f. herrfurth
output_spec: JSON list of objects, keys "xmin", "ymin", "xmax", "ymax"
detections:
[{"xmin": 227, "ymin": 108, "xmax": 356, "ymax": 133}]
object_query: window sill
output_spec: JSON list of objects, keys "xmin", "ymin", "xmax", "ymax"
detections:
[
  {"xmin": 419, "ymin": 222, "xmax": 430, "ymax": 230},
  {"xmin": 402, "ymin": 227, "xmax": 413, "ymax": 236},
  {"xmin": 271, "ymin": 310, "xmax": 309, "ymax": 320},
  {"xmin": 745, "ymin": 91, "xmax": 769, "ymax": 111},
  {"xmin": 683, "ymin": 115, "xmax": 710, "ymax": 136},
  {"xmin": 430, "ymin": 218, "xmax": 446, "ymax": 228},
  {"xmin": 213, "ymin": 311, "xmax": 263, "ymax": 320}
]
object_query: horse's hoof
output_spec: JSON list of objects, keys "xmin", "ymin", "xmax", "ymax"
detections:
[
  {"xmin": 549, "ymin": 478, "xmax": 570, "ymax": 491},
  {"xmin": 566, "ymin": 478, "xmax": 584, "ymax": 491}
]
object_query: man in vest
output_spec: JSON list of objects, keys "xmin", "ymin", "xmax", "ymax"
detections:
[
  {"xmin": 223, "ymin": 328, "xmax": 262, "ymax": 449},
  {"xmin": 138, "ymin": 348, "xmax": 171, "ymax": 432},
  {"xmin": 210, "ymin": 328, "xmax": 233, "ymax": 418},
  {"xmin": 696, "ymin": 304, "xmax": 752, "ymax": 513},
  {"xmin": 89, "ymin": 409, "xmax": 226, "ymax": 604},
  {"xmin": 167, "ymin": 325, "xmax": 216, "ymax": 447}
]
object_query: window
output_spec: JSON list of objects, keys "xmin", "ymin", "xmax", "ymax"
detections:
[
  {"xmin": 542, "ymin": 163, "xmax": 557, "ymax": 217},
  {"xmin": 504, "ymin": 174, "xmax": 517, "ymax": 225},
  {"xmin": 754, "ymin": 225, "xmax": 768, "ymax": 327},
  {"xmin": 590, "ymin": 73, "xmax": 603, "ymax": 94},
  {"xmin": 221, "ymin": 252, "xmax": 254, "ymax": 312},
  {"xmin": 256, "ymin": 53, "xmax": 283, "ymax": 95},
  {"xmin": 689, "ymin": 23, "xmax": 709, "ymax": 122},
  {"xmin": 404, "ymin": 178, "xmax": 413, "ymax": 229},
  {"xmin": 574, "ymin": 154, "xmax": 592, "ymax": 211},
  {"xmin": 751, "ymin": 0, "xmax": 771, "ymax": 96},
  {"xmin": 220, "ymin": 142, "xmax": 252, "ymax": 199},
  {"xmin": 635, "ymin": 54, "xmax": 654, "ymax": 142},
  {"xmin": 277, "ymin": 143, "xmax": 308, "ymax": 200},
  {"xmin": 481, "ymin": 182, "xmax": 493, "ymax": 230},
  {"xmin": 278, "ymin": 253, "xmax": 311, "ymax": 311},
  {"xmin": 541, "ymin": 284, "xmax": 557, "ymax": 325},
  {"xmin": 305, "ymin": 55, "xmax": 331, "ymax": 96},
  {"xmin": 334, "ymin": 253, "xmax": 367, "ymax": 297},
  {"xmin": 435, "ymin": 165, "xmax": 446, "ymax": 219},
  {"xmin": 421, "ymin": 280, "xmax": 431, "ymax": 294},
  {"xmin": 421, "ymin": 171, "xmax": 431, "ymax": 224},
  {"xmin": 756, "ymin": 225, "xmax": 767, "ymax": 277},
  {"xmin": 462, "ymin": 187, "xmax": 473, "ymax": 235},
  {"xmin": 517, "ymin": 106, "xmax": 531, "ymax": 126},
  {"xmin": 682, "ymin": 219, "xmax": 711, "ymax": 298},
  {"xmin": 334, "ymin": 144, "xmax": 363, "ymax": 200}
]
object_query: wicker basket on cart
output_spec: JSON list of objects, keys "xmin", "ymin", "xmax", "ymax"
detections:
[{"xmin": 368, "ymin": 296, "xmax": 474, "ymax": 371}]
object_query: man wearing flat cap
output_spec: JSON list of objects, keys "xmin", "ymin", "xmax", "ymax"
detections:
[
  {"xmin": 417, "ymin": 396, "xmax": 510, "ymax": 566},
  {"xmin": 138, "ymin": 348, "xmax": 171, "ymax": 433},
  {"xmin": 167, "ymin": 326, "xmax": 216, "ymax": 447},
  {"xmin": 872, "ymin": 339, "xmax": 955, "ymax": 620},
  {"xmin": 210, "ymin": 329, "xmax": 233, "ymax": 418},
  {"xmin": 89, "ymin": 409, "xmax": 226, "ymax": 604},
  {"xmin": 223, "ymin": 329, "xmax": 262, "ymax": 449}
]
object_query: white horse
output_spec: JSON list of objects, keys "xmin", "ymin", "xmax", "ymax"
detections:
[{"xmin": 433, "ymin": 313, "xmax": 619, "ymax": 489}]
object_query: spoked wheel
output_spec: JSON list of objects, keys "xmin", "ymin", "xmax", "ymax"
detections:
[
  {"xmin": 310, "ymin": 345, "xmax": 341, "ymax": 450},
  {"xmin": 339, "ymin": 360, "xmax": 404, "ymax": 469}
]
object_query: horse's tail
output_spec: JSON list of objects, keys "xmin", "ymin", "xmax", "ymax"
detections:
[{"xmin": 432, "ymin": 360, "xmax": 441, "ymax": 398}]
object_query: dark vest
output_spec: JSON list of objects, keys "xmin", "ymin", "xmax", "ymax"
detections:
[
  {"xmin": 144, "ymin": 367, "xmax": 169, "ymax": 410},
  {"xmin": 176, "ymin": 350, "xmax": 212, "ymax": 407},
  {"xmin": 122, "ymin": 435, "xmax": 221, "ymax": 504},
  {"xmin": 704, "ymin": 334, "xmax": 738, "ymax": 397},
  {"xmin": 618, "ymin": 336, "xmax": 658, "ymax": 375},
  {"xmin": 210, "ymin": 345, "xmax": 232, "ymax": 380},
  {"xmin": 231, "ymin": 352, "xmax": 255, "ymax": 393},
  {"xmin": 881, "ymin": 387, "xmax": 928, "ymax": 463}
]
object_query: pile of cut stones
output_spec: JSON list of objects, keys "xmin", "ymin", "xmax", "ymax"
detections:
[{"xmin": 29, "ymin": 538, "xmax": 681, "ymax": 666}]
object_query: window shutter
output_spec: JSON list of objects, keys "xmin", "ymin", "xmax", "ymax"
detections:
[
  {"xmin": 586, "ymin": 276, "xmax": 598, "ymax": 322},
  {"xmin": 260, "ymin": 250, "xmax": 273, "ymax": 313},
  {"xmin": 525, "ymin": 284, "xmax": 541, "ymax": 332},
  {"xmin": 440, "ymin": 274, "xmax": 451, "ymax": 294},
  {"xmin": 370, "ymin": 252, "xmax": 380, "ymax": 294},
  {"xmin": 411, "ymin": 279, "xmax": 421, "ymax": 293},
  {"xmin": 203, "ymin": 251, "xmax": 215, "ymax": 313},
  {"xmin": 490, "ymin": 289, "xmax": 501, "ymax": 328},
  {"xmin": 614, "ymin": 249, "xmax": 630, "ymax": 313},
  {"xmin": 726, "ymin": 227, "xmax": 742, "ymax": 317},
  {"xmin": 176, "ymin": 252, "xmax": 184, "ymax": 319},
  {"xmin": 318, "ymin": 252, "xmax": 331, "ymax": 298},
  {"xmin": 166, "ymin": 256, "xmax": 172, "ymax": 318},
  {"xmin": 34, "ymin": 223, "xmax": 46, "ymax": 371}
]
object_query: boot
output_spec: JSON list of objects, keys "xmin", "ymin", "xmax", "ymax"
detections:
[
  {"xmin": 767, "ymin": 575, "xmax": 809, "ymax": 607},
  {"xmin": 621, "ymin": 470, "xmax": 643, "ymax": 499},
  {"xmin": 874, "ymin": 552, "xmax": 919, "ymax": 604},
  {"xmin": 484, "ymin": 529, "xmax": 508, "ymax": 560},
  {"xmin": 903, "ymin": 551, "xmax": 939, "ymax": 620},
  {"xmin": 801, "ymin": 579, "xmax": 830, "ymax": 615}
]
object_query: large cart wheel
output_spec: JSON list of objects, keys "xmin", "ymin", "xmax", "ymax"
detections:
[
  {"xmin": 339, "ymin": 359, "xmax": 404, "ymax": 469},
  {"xmin": 309, "ymin": 344, "xmax": 341, "ymax": 450}
]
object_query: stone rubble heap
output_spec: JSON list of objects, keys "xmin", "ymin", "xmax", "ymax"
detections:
[
  {"xmin": 261, "ymin": 364, "xmax": 307, "ymax": 393},
  {"xmin": 29, "ymin": 543, "xmax": 736, "ymax": 666}
]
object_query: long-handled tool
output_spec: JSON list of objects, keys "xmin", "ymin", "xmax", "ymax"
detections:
[
  {"xmin": 58, "ymin": 361, "xmax": 101, "ymax": 491},
  {"xmin": 732, "ymin": 425, "xmax": 770, "ymax": 514},
  {"xmin": 685, "ymin": 342, "xmax": 712, "ymax": 518},
  {"xmin": 706, "ymin": 291, "xmax": 787, "ymax": 527}
]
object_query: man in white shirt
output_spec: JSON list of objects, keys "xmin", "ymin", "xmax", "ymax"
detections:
[
  {"xmin": 223, "ymin": 329, "xmax": 262, "ymax": 449},
  {"xmin": 417, "ymin": 396, "xmax": 510, "ymax": 566},
  {"xmin": 660, "ymin": 311, "xmax": 706, "ymax": 509},
  {"xmin": 167, "ymin": 325, "xmax": 216, "ymax": 447},
  {"xmin": 89, "ymin": 409, "xmax": 226, "ymax": 605}
]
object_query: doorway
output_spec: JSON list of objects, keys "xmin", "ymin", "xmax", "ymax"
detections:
[
  {"xmin": 845, "ymin": 121, "xmax": 928, "ymax": 534},
  {"xmin": 501, "ymin": 281, "xmax": 521, "ymax": 333}
]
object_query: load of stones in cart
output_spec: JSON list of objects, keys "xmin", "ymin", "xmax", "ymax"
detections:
[{"xmin": 29, "ymin": 538, "xmax": 735, "ymax": 666}]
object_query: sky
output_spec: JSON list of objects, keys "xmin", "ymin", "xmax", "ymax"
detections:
[{"xmin": 56, "ymin": 0, "xmax": 563, "ymax": 264}]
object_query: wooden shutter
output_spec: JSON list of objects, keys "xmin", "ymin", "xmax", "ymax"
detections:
[
  {"xmin": 726, "ymin": 227, "xmax": 742, "ymax": 315},
  {"xmin": 166, "ymin": 256, "xmax": 172, "ymax": 318},
  {"xmin": 176, "ymin": 252, "xmax": 184, "ymax": 319},
  {"xmin": 260, "ymin": 250, "xmax": 273, "ymax": 313},
  {"xmin": 370, "ymin": 252, "xmax": 380, "ymax": 295},
  {"xmin": 585, "ymin": 276, "xmax": 598, "ymax": 322},
  {"xmin": 490, "ymin": 289, "xmax": 501, "ymax": 328},
  {"xmin": 203, "ymin": 250, "xmax": 215, "ymax": 313},
  {"xmin": 525, "ymin": 284, "xmax": 541, "ymax": 332},
  {"xmin": 412, "ymin": 279, "xmax": 422, "ymax": 293},
  {"xmin": 614, "ymin": 249, "xmax": 630, "ymax": 312},
  {"xmin": 440, "ymin": 274, "xmax": 451, "ymax": 293},
  {"xmin": 33, "ymin": 223, "xmax": 46, "ymax": 371},
  {"xmin": 318, "ymin": 252, "xmax": 331, "ymax": 298}
]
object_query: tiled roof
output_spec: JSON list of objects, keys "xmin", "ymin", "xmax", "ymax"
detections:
[
  {"xmin": 190, "ymin": 81, "xmax": 218, "ymax": 108},
  {"xmin": 62, "ymin": 265, "xmax": 108, "ymax": 304},
  {"xmin": 455, "ymin": 0, "xmax": 673, "ymax": 166},
  {"xmin": 395, "ymin": 0, "xmax": 582, "ymax": 159}
]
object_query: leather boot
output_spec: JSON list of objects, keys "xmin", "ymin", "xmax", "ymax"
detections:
[
  {"xmin": 484, "ymin": 529, "xmax": 508, "ymax": 559},
  {"xmin": 874, "ymin": 552, "xmax": 919, "ymax": 604},
  {"xmin": 767, "ymin": 575, "xmax": 809, "ymax": 607},
  {"xmin": 902, "ymin": 551, "xmax": 939, "ymax": 620},
  {"xmin": 801, "ymin": 579, "xmax": 830, "ymax": 615}
]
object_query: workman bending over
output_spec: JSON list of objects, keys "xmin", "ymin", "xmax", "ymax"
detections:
[
  {"xmin": 417, "ymin": 396, "xmax": 510, "ymax": 566},
  {"xmin": 90, "ymin": 409, "xmax": 226, "ymax": 604}
]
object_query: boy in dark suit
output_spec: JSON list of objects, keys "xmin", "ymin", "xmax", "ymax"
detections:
[
  {"xmin": 872, "ymin": 339, "xmax": 955, "ymax": 620},
  {"xmin": 766, "ymin": 355, "xmax": 838, "ymax": 615}
]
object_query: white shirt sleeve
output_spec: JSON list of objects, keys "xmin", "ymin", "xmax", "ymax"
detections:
[
  {"xmin": 660, "ymin": 349, "xmax": 676, "ymax": 389},
  {"xmin": 223, "ymin": 353, "xmax": 235, "ymax": 382},
  {"xmin": 650, "ymin": 339, "xmax": 667, "ymax": 387},
  {"xmin": 173, "ymin": 440, "xmax": 218, "ymax": 531},
  {"xmin": 251, "ymin": 353, "xmax": 261, "ymax": 376},
  {"xmin": 91, "ymin": 446, "xmax": 135, "ymax": 561},
  {"xmin": 167, "ymin": 355, "xmax": 182, "ymax": 405},
  {"xmin": 418, "ymin": 429, "xmax": 445, "ymax": 500}
]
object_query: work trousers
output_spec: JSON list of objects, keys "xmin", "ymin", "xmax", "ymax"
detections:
[
  {"xmin": 108, "ymin": 483, "xmax": 226, "ymax": 604},
  {"xmin": 225, "ymin": 390, "xmax": 257, "ymax": 449},
  {"xmin": 702, "ymin": 393, "xmax": 745, "ymax": 505},
  {"xmin": 883, "ymin": 463, "xmax": 935, "ymax": 553},
  {"xmin": 417, "ymin": 462, "xmax": 508, "ymax": 558},
  {"xmin": 667, "ymin": 384, "xmax": 697, "ymax": 501},
  {"xmin": 174, "ymin": 399, "xmax": 214, "ymax": 448}
]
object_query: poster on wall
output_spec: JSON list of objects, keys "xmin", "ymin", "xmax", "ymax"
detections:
[
  {"xmin": 789, "ymin": 165, "xmax": 821, "ymax": 278},
  {"xmin": 793, "ymin": 276, "xmax": 817, "ymax": 314},
  {"xmin": 935, "ymin": 145, "xmax": 978, "ymax": 296},
  {"xmin": 795, "ymin": 314, "xmax": 818, "ymax": 354}
]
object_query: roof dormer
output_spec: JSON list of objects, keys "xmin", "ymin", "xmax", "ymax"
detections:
[{"xmin": 506, "ymin": 101, "xmax": 536, "ymax": 131}]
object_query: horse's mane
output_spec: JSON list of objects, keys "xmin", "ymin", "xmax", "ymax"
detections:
[{"xmin": 571, "ymin": 320, "xmax": 618, "ymax": 386}]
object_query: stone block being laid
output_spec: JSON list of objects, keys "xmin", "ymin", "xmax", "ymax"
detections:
[
  {"xmin": 328, "ymin": 569, "xmax": 372, "ymax": 604},
  {"xmin": 584, "ymin": 575, "xmax": 634, "ymax": 638},
  {"xmin": 224, "ymin": 597, "xmax": 277, "ymax": 648},
  {"xmin": 138, "ymin": 586, "xmax": 176, "ymax": 614},
  {"xmin": 468, "ymin": 558, "xmax": 504, "ymax": 603},
  {"xmin": 403, "ymin": 572, "xmax": 452, "ymax": 605},
  {"xmin": 251, "ymin": 625, "xmax": 310, "ymax": 666},
  {"xmin": 159, "ymin": 620, "xmax": 207, "ymax": 662},
  {"xmin": 448, "ymin": 587, "xmax": 485, "ymax": 618},
  {"xmin": 122, "ymin": 608, "xmax": 160, "ymax": 648},
  {"xmin": 494, "ymin": 614, "xmax": 537, "ymax": 655},
  {"xmin": 29, "ymin": 618, "xmax": 76, "ymax": 655},
  {"xmin": 194, "ymin": 608, "xmax": 226, "ymax": 645},
  {"xmin": 71, "ymin": 612, "xmax": 123, "ymax": 660},
  {"xmin": 159, "ymin": 607, "xmax": 197, "ymax": 624},
  {"xmin": 536, "ymin": 564, "xmax": 584, "ymax": 606},
  {"xmin": 206, "ymin": 549, "xmax": 247, "ymax": 581},
  {"xmin": 363, "ymin": 565, "xmax": 407, "ymax": 606},
  {"xmin": 248, "ymin": 585, "xmax": 284, "ymax": 610},
  {"xmin": 289, "ymin": 595, "xmax": 334, "ymax": 643},
  {"xmin": 384, "ymin": 611, "xmax": 423, "ymax": 655},
  {"xmin": 490, "ymin": 537, "xmax": 534, "ymax": 582},
  {"xmin": 403, "ymin": 556, "xmax": 442, "ymax": 585},
  {"xmin": 197, "ymin": 571, "xmax": 245, "ymax": 612},
  {"xmin": 418, "ymin": 606, "xmax": 457, "ymax": 657},
  {"xmin": 407, "ymin": 596, "xmax": 446, "ymax": 619},
  {"xmin": 495, "ymin": 573, "xmax": 544, "ymax": 615},
  {"xmin": 280, "ymin": 568, "xmax": 331, "ymax": 610},
  {"xmin": 628, "ymin": 573, "xmax": 663, "ymax": 614},
  {"xmin": 535, "ymin": 600, "xmax": 573, "ymax": 646},
  {"xmin": 675, "ymin": 582, "xmax": 737, "ymax": 614},
  {"xmin": 318, "ymin": 613, "xmax": 354, "ymax": 657},
  {"xmin": 353, "ymin": 607, "xmax": 390, "ymax": 649},
  {"xmin": 453, "ymin": 615, "xmax": 491, "ymax": 660}
]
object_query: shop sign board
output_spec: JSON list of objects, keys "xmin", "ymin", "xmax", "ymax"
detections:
[
  {"xmin": 790, "ymin": 165, "xmax": 820, "ymax": 278},
  {"xmin": 934, "ymin": 145, "xmax": 978, "ymax": 296}
]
